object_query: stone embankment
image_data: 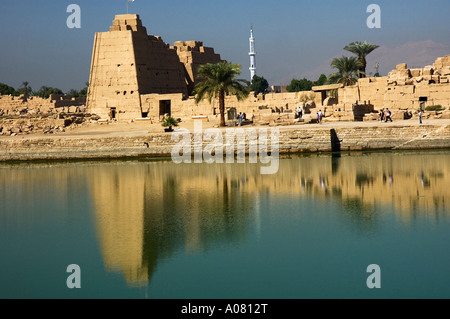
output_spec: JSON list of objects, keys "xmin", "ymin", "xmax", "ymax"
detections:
[{"xmin": 1, "ymin": 122, "xmax": 449, "ymax": 162}]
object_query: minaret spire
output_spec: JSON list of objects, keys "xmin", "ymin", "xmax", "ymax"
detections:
[{"xmin": 249, "ymin": 25, "xmax": 256, "ymax": 81}]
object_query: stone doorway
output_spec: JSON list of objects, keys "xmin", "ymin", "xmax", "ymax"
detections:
[
  {"xmin": 419, "ymin": 97, "xmax": 428, "ymax": 111},
  {"xmin": 110, "ymin": 107, "xmax": 117, "ymax": 119},
  {"xmin": 159, "ymin": 100, "xmax": 171, "ymax": 118}
]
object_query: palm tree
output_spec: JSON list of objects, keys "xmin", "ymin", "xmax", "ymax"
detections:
[
  {"xmin": 343, "ymin": 41, "xmax": 379, "ymax": 78},
  {"xmin": 20, "ymin": 81, "xmax": 32, "ymax": 98},
  {"xmin": 194, "ymin": 62, "xmax": 250, "ymax": 127},
  {"xmin": 328, "ymin": 56, "xmax": 362, "ymax": 86}
]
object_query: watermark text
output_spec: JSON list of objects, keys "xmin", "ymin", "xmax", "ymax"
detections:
[{"xmin": 171, "ymin": 120, "xmax": 279, "ymax": 175}]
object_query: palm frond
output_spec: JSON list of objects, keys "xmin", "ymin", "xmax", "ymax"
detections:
[
  {"xmin": 344, "ymin": 41, "xmax": 379, "ymax": 56},
  {"xmin": 329, "ymin": 56, "xmax": 361, "ymax": 86}
]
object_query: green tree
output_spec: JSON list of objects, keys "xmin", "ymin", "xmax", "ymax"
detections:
[
  {"xmin": 34, "ymin": 86, "xmax": 63, "ymax": 99},
  {"xmin": 328, "ymin": 56, "xmax": 362, "ymax": 86},
  {"xmin": 68, "ymin": 82, "xmax": 89, "ymax": 98},
  {"xmin": 67, "ymin": 89, "xmax": 80, "ymax": 98},
  {"xmin": 343, "ymin": 41, "xmax": 379, "ymax": 78},
  {"xmin": 194, "ymin": 62, "xmax": 250, "ymax": 127},
  {"xmin": 251, "ymin": 75, "xmax": 269, "ymax": 97},
  {"xmin": 286, "ymin": 78, "xmax": 314, "ymax": 92},
  {"xmin": 78, "ymin": 81, "xmax": 89, "ymax": 97},
  {"xmin": 0, "ymin": 83, "xmax": 17, "ymax": 96},
  {"xmin": 316, "ymin": 74, "xmax": 328, "ymax": 86},
  {"xmin": 18, "ymin": 81, "xmax": 32, "ymax": 98}
]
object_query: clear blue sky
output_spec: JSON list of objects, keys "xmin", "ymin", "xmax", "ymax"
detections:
[{"xmin": 0, "ymin": 0, "xmax": 449, "ymax": 92}]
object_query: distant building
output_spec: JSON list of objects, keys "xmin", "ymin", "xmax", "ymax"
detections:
[{"xmin": 268, "ymin": 85, "xmax": 288, "ymax": 93}]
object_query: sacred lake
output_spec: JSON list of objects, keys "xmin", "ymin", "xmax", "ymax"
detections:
[{"xmin": 0, "ymin": 150, "xmax": 449, "ymax": 299}]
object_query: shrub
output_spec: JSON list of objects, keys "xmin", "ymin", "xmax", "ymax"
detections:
[
  {"xmin": 425, "ymin": 105, "xmax": 444, "ymax": 112},
  {"xmin": 162, "ymin": 116, "xmax": 179, "ymax": 128}
]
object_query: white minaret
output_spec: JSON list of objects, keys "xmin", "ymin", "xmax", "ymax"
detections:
[{"xmin": 249, "ymin": 25, "xmax": 256, "ymax": 81}]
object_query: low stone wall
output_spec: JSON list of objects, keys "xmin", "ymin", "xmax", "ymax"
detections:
[
  {"xmin": 1, "ymin": 124, "xmax": 449, "ymax": 162},
  {"xmin": 0, "ymin": 114, "xmax": 99, "ymax": 136},
  {"xmin": 0, "ymin": 94, "xmax": 86, "ymax": 116}
]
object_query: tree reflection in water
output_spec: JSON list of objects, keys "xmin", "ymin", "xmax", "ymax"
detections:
[{"xmin": 83, "ymin": 151, "xmax": 450, "ymax": 286}]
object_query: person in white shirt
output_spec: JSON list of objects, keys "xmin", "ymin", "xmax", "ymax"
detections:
[{"xmin": 297, "ymin": 105, "xmax": 303, "ymax": 119}]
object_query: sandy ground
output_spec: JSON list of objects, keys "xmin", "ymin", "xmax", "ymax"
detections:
[{"xmin": 2, "ymin": 117, "xmax": 450, "ymax": 141}]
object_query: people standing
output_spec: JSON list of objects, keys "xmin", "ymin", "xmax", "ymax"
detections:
[
  {"xmin": 419, "ymin": 110, "xmax": 423, "ymax": 124},
  {"xmin": 318, "ymin": 110, "xmax": 323, "ymax": 123},
  {"xmin": 297, "ymin": 104, "xmax": 303, "ymax": 119},
  {"xmin": 385, "ymin": 108, "xmax": 392, "ymax": 122},
  {"xmin": 379, "ymin": 108, "xmax": 385, "ymax": 122},
  {"xmin": 238, "ymin": 112, "xmax": 243, "ymax": 126}
]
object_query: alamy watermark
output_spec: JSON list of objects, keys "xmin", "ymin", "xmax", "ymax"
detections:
[
  {"xmin": 367, "ymin": 4, "xmax": 381, "ymax": 29},
  {"xmin": 66, "ymin": 4, "xmax": 81, "ymax": 29},
  {"xmin": 66, "ymin": 264, "xmax": 81, "ymax": 289},
  {"xmin": 366, "ymin": 264, "xmax": 381, "ymax": 289},
  {"xmin": 171, "ymin": 120, "xmax": 280, "ymax": 175}
]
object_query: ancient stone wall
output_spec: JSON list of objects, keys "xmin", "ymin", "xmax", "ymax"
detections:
[
  {"xmin": 139, "ymin": 55, "xmax": 449, "ymax": 124},
  {"xmin": 87, "ymin": 14, "xmax": 188, "ymax": 121},
  {"xmin": 338, "ymin": 55, "xmax": 450, "ymax": 114},
  {"xmin": 86, "ymin": 19, "xmax": 141, "ymax": 120},
  {"xmin": 1, "ymin": 123, "xmax": 449, "ymax": 161},
  {"xmin": 85, "ymin": 14, "xmax": 449, "ymax": 124},
  {"xmin": 140, "ymin": 90, "xmax": 315, "ymax": 124},
  {"xmin": 87, "ymin": 14, "xmax": 224, "ymax": 121},
  {"xmin": 0, "ymin": 94, "xmax": 86, "ymax": 116},
  {"xmin": 133, "ymin": 33, "xmax": 187, "ymax": 97},
  {"xmin": 173, "ymin": 41, "xmax": 223, "ymax": 95}
]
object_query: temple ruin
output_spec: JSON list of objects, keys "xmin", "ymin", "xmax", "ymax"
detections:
[
  {"xmin": 82, "ymin": 14, "xmax": 449, "ymax": 124},
  {"xmin": 86, "ymin": 14, "xmax": 222, "ymax": 120}
]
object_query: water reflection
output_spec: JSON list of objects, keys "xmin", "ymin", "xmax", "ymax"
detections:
[
  {"xmin": 88, "ymin": 162, "xmax": 255, "ymax": 286},
  {"xmin": 85, "ymin": 151, "xmax": 450, "ymax": 286},
  {"xmin": 0, "ymin": 164, "xmax": 87, "ymax": 227},
  {"xmin": 1, "ymin": 151, "xmax": 450, "ymax": 288}
]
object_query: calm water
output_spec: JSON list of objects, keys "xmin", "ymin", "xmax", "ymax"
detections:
[{"xmin": 1, "ymin": 151, "xmax": 450, "ymax": 299}]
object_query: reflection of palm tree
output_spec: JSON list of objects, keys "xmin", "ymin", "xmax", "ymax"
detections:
[
  {"xmin": 340, "ymin": 197, "xmax": 378, "ymax": 234},
  {"xmin": 343, "ymin": 41, "xmax": 379, "ymax": 78},
  {"xmin": 223, "ymin": 177, "xmax": 229, "ymax": 212},
  {"xmin": 141, "ymin": 168, "xmax": 253, "ymax": 287},
  {"xmin": 194, "ymin": 62, "xmax": 250, "ymax": 127},
  {"xmin": 329, "ymin": 56, "xmax": 362, "ymax": 86}
]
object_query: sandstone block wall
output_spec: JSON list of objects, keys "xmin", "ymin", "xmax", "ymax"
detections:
[
  {"xmin": 338, "ymin": 55, "xmax": 450, "ymax": 114},
  {"xmin": 173, "ymin": 41, "xmax": 223, "ymax": 95},
  {"xmin": 133, "ymin": 34, "xmax": 187, "ymax": 96},
  {"xmin": 87, "ymin": 22, "xmax": 141, "ymax": 120},
  {"xmin": 138, "ymin": 88, "xmax": 313, "ymax": 124},
  {"xmin": 1, "ymin": 124, "xmax": 449, "ymax": 162},
  {"xmin": 87, "ymin": 14, "xmax": 188, "ymax": 121},
  {"xmin": 86, "ymin": 14, "xmax": 225, "ymax": 121},
  {"xmin": 86, "ymin": 14, "xmax": 449, "ymax": 124},
  {"xmin": 0, "ymin": 94, "xmax": 86, "ymax": 116}
]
